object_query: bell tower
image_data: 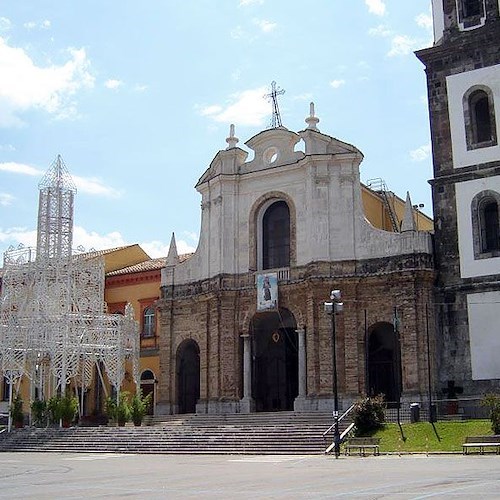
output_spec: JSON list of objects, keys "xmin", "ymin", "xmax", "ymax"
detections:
[{"xmin": 416, "ymin": 1, "xmax": 500, "ymax": 394}]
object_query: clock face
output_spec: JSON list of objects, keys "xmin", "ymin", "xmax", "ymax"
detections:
[{"xmin": 263, "ymin": 146, "xmax": 279, "ymax": 166}]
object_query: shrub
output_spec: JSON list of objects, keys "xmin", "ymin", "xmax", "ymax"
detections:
[
  {"xmin": 10, "ymin": 394, "xmax": 24, "ymax": 428},
  {"xmin": 31, "ymin": 399, "xmax": 47, "ymax": 427},
  {"xmin": 481, "ymin": 393, "xmax": 500, "ymax": 434},
  {"xmin": 353, "ymin": 395, "xmax": 386, "ymax": 436},
  {"xmin": 47, "ymin": 393, "xmax": 78, "ymax": 427},
  {"xmin": 105, "ymin": 391, "xmax": 130, "ymax": 426},
  {"xmin": 130, "ymin": 390, "xmax": 152, "ymax": 426}
]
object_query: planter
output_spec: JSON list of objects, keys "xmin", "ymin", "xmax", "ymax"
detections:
[{"xmin": 133, "ymin": 420, "xmax": 142, "ymax": 427}]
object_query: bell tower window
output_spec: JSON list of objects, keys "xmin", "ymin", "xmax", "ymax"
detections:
[
  {"xmin": 457, "ymin": 0, "xmax": 486, "ymax": 29},
  {"xmin": 464, "ymin": 87, "xmax": 497, "ymax": 150},
  {"xmin": 472, "ymin": 191, "xmax": 500, "ymax": 259},
  {"xmin": 262, "ymin": 201, "xmax": 290, "ymax": 270},
  {"xmin": 481, "ymin": 201, "xmax": 500, "ymax": 253}
]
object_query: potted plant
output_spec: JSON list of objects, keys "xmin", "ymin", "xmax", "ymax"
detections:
[
  {"xmin": 47, "ymin": 395, "xmax": 61, "ymax": 425},
  {"xmin": 130, "ymin": 390, "xmax": 152, "ymax": 427},
  {"xmin": 10, "ymin": 394, "xmax": 24, "ymax": 429},
  {"xmin": 46, "ymin": 393, "xmax": 78, "ymax": 427},
  {"xmin": 116, "ymin": 392, "xmax": 130, "ymax": 427},
  {"xmin": 59, "ymin": 393, "xmax": 78, "ymax": 428},
  {"xmin": 31, "ymin": 398, "xmax": 47, "ymax": 427},
  {"xmin": 105, "ymin": 396, "xmax": 118, "ymax": 425}
]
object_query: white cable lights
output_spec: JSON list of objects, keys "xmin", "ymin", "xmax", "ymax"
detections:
[{"xmin": 0, "ymin": 156, "xmax": 138, "ymax": 412}]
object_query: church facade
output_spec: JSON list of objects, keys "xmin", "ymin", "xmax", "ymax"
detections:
[
  {"xmin": 417, "ymin": 0, "xmax": 500, "ymax": 396},
  {"xmin": 156, "ymin": 108, "xmax": 435, "ymax": 415}
]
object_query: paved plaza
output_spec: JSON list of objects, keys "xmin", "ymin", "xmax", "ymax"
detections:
[{"xmin": 0, "ymin": 452, "xmax": 499, "ymax": 499}]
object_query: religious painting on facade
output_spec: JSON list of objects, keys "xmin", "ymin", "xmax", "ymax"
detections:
[{"xmin": 256, "ymin": 272, "xmax": 278, "ymax": 311}]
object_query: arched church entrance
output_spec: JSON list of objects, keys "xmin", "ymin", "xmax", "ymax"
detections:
[
  {"xmin": 140, "ymin": 369, "xmax": 156, "ymax": 415},
  {"xmin": 367, "ymin": 322, "xmax": 400, "ymax": 404},
  {"xmin": 250, "ymin": 308, "xmax": 298, "ymax": 412},
  {"xmin": 176, "ymin": 339, "xmax": 200, "ymax": 414}
]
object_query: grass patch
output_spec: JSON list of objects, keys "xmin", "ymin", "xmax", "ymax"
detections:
[{"xmin": 365, "ymin": 420, "xmax": 492, "ymax": 453}]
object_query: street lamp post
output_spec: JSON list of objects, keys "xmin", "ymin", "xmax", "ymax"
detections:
[{"xmin": 325, "ymin": 289, "xmax": 343, "ymax": 459}]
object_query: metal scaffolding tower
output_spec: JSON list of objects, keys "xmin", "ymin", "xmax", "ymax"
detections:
[{"xmin": 0, "ymin": 156, "xmax": 139, "ymax": 427}]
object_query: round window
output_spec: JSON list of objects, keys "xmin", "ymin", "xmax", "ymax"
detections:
[{"xmin": 263, "ymin": 147, "xmax": 279, "ymax": 165}]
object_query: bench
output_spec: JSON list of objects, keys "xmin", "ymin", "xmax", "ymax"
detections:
[
  {"xmin": 344, "ymin": 437, "xmax": 380, "ymax": 456},
  {"xmin": 463, "ymin": 436, "xmax": 500, "ymax": 455}
]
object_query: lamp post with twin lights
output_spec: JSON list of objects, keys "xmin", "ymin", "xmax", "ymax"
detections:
[{"xmin": 324, "ymin": 289, "xmax": 343, "ymax": 458}]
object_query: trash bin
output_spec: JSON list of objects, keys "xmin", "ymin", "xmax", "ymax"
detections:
[{"xmin": 410, "ymin": 402, "xmax": 420, "ymax": 423}]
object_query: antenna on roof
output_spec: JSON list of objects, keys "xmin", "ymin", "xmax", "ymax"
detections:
[{"xmin": 264, "ymin": 81, "xmax": 285, "ymax": 128}]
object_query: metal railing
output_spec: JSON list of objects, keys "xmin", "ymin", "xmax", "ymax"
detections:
[{"xmin": 323, "ymin": 404, "xmax": 355, "ymax": 453}]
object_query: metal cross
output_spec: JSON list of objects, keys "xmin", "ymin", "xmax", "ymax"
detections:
[{"xmin": 264, "ymin": 81, "xmax": 285, "ymax": 128}]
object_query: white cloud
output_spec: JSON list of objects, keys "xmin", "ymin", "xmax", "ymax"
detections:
[
  {"xmin": 0, "ymin": 161, "xmax": 120, "ymax": 197},
  {"xmin": 24, "ymin": 20, "xmax": 51, "ymax": 30},
  {"xmin": 230, "ymin": 26, "xmax": 245, "ymax": 40},
  {"xmin": 368, "ymin": 24, "xmax": 392, "ymax": 37},
  {"xmin": 292, "ymin": 93, "xmax": 313, "ymax": 101},
  {"xmin": 0, "ymin": 37, "xmax": 95, "ymax": 127},
  {"xmin": 198, "ymin": 86, "xmax": 270, "ymax": 126},
  {"xmin": 0, "ymin": 227, "xmax": 37, "ymax": 249},
  {"xmin": 0, "ymin": 193, "xmax": 14, "ymax": 206},
  {"xmin": 140, "ymin": 239, "xmax": 196, "ymax": 258},
  {"xmin": 387, "ymin": 35, "xmax": 420, "ymax": 57},
  {"xmin": 105, "ymin": 79, "xmax": 123, "ymax": 90},
  {"xmin": 72, "ymin": 226, "xmax": 128, "ymax": 251},
  {"xmin": 0, "ymin": 161, "xmax": 42, "ymax": 176},
  {"xmin": 0, "ymin": 17, "xmax": 12, "ymax": 32},
  {"xmin": 71, "ymin": 174, "xmax": 122, "ymax": 198},
  {"xmin": 416, "ymin": 12, "xmax": 432, "ymax": 29},
  {"xmin": 133, "ymin": 84, "xmax": 148, "ymax": 92},
  {"xmin": 0, "ymin": 144, "xmax": 15, "ymax": 151},
  {"xmin": 330, "ymin": 79, "xmax": 346, "ymax": 89},
  {"xmin": 200, "ymin": 105, "xmax": 223, "ymax": 116},
  {"xmin": 365, "ymin": 0, "xmax": 386, "ymax": 16},
  {"xmin": 410, "ymin": 143, "xmax": 431, "ymax": 162},
  {"xmin": 239, "ymin": 0, "xmax": 264, "ymax": 6},
  {"xmin": 253, "ymin": 18, "xmax": 277, "ymax": 33}
]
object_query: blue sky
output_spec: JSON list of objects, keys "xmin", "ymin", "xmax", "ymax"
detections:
[{"xmin": 0, "ymin": 1, "xmax": 434, "ymax": 263}]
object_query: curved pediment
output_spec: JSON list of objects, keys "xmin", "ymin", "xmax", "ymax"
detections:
[{"xmin": 243, "ymin": 127, "xmax": 305, "ymax": 172}]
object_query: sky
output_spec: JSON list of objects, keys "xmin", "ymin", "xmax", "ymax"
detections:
[{"xmin": 0, "ymin": 0, "xmax": 435, "ymax": 264}]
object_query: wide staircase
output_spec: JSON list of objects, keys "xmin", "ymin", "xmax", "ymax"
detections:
[{"xmin": 0, "ymin": 411, "xmax": 351, "ymax": 455}]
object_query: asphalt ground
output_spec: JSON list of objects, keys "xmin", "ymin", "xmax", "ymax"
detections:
[{"xmin": 0, "ymin": 452, "xmax": 499, "ymax": 499}]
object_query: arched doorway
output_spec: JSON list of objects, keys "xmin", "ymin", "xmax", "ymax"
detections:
[
  {"xmin": 367, "ymin": 322, "xmax": 400, "ymax": 404},
  {"xmin": 140, "ymin": 369, "xmax": 155, "ymax": 415},
  {"xmin": 176, "ymin": 340, "xmax": 200, "ymax": 414},
  {"xmin": 250, "ymin": 308, "xmax": 298, "ymax": 412}
]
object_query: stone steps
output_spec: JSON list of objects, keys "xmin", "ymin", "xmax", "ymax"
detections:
[{"xmin": 0, "ymin": 411, "xmax": 348, "ymax": 455}]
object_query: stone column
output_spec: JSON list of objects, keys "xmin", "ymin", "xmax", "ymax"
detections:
[
  {"xmin": 239, "ymin": 334, "xmax": 254, "ymax": 413},
  {"xmin": 294, "ymin": 327, "xmax": 307, "ymax": 411}
]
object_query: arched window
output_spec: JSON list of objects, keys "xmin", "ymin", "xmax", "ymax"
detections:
[
  {"xmin": 141, "ymin": 370, "xmax": 155, "ymax": 381},
  {"xmin": 143, "ymin": 306, "xmax": 155, "ymax": 337},
  {"xmin": 471, "ymin": 191, "xmax": 500, "ymax": 259},
  {"xmin": 262, "ymin": 201, "xmax": 290, "ymax": 269},
  {"xmin": 464, "ymin": 87, "xmax": 497, "ymax": 150},
  {"xmin": 480, "ymin": 200, "xmax": 500, "ymax": 253}
]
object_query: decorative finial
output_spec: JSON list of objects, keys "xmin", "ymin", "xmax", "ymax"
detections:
[
  {"xmin": 401, "ymin": 192, "xmax": 417, "ymax": 232},
  {"xmin": 226, "ymin": 124, "xmax": 239, "ymax": 149},
  {"xmin": 305, "ymin": 102, "xmax": 320, "ymax": 131},
  {"xmin": 264, "ymin": 81, "xmax": 285, "ymax": 129},
  {"xmin": 166, "ymin": 232, "xmax": 179, "ymax": 266}
]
